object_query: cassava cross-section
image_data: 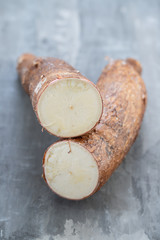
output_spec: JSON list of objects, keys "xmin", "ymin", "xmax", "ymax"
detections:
[
  {"xmin": 17, "ymin": 54, "xmax": 103, "ymax": 137},
  {"xmin": 43, "ymin": 58, "xmax": 147, "ymax": 200}
]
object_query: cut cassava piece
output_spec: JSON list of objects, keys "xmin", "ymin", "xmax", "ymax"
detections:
[
  {"xmin": 43, "ymin": 58, "xmax": 147, "ymax": 200},
  {"xmin": 17, "ymin": 54, "xmax": 103, "ymax": 137},
  {"xmin": 43, "ymin": 141, "xmax": 99, "ymax": 200}
]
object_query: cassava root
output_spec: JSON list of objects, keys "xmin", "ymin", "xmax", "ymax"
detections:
[
  {"xmin": 17, "ymin": 54, "xmax": 103, "ymax": 138},
  {"xmin": 43, "ymin": 58, "xmax": 147, "ymax": 200}
]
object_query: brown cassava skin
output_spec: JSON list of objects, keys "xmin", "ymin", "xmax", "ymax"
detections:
[
  {"xmin": 43, "ymin": 58, "xmax": 147, "ymax": 199},
  {"xmin": 75, "ymin": 59, "xmax": 147, "ymax": 193},
  {"xmin": 17, "ymin": 53, "xmax": 102, "ymax": 137}
]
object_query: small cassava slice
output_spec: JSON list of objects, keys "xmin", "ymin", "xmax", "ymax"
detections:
[
  {"xmin": 43, "ymin": 58, "xmax": 147, "ymax": 200},
  {"xmin": 17, "ymin": 54, "xmax": 103, "ymax": 138}
]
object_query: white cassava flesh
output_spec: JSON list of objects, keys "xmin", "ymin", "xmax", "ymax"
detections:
[
  {"xmin": 37, "ymin": 78, "xmax": 102, "ymax": 137},
  {"xmin": 43, "ymin": 141, "xmax": 99, "ymax": 200}
]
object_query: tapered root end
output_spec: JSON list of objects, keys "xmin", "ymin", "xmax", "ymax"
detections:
[
  {"xmin": 17, "ymin": 53, "xmax": 36, "ymax": 65},
  {"xmin": 43, "ymin": 141, "xmax": 99, "ymax": 200},
  {"xmin": 126, "ymin": 58, "xmax": 142, "ymax": 75},
  {"xmin": 37, "ymin": 78, "xmax": 103, "ymax": 138},
  {"xmin": 17, "ymin": 53, "xmax": 36, "ymax": 94}
]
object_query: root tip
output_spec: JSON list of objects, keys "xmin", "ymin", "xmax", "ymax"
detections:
[{"xmin": 126, "ymin": 58, "xmax": 142, "ymax": 75}]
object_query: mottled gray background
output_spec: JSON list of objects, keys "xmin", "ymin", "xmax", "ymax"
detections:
[{"xmin": 0, "ymin": 0, "xmax": 160, "ymax": 239}]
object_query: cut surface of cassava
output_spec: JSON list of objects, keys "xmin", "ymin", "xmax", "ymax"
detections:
[
  {"xmin": 17, "ymin": 54, "xmax": 102, "ymax": 137},
  {"xmin": 43, "ymin": 58, "xmax": 147, "ymax": 200},
  {"xmin": 37, "ymin": 78, "xmax": 102, "ymax": 137},
  {"xmin": 43, "ymin": 141, "xmax": 99, "ymax": 200}
]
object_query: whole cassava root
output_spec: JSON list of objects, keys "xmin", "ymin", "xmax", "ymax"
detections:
[
  {"xmin": 43, "ymin": 58, "xmax": 147, "ymax": 200},
  {"xmin": 17, "ymin": 54, "xmax": 103, "ymax": 138}
]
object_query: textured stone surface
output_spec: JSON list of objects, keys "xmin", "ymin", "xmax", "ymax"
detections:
[{"xmin": 0, "ymin": 0, "xmax": 159, "ymax": 239}]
